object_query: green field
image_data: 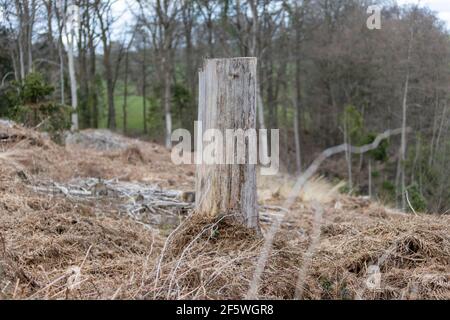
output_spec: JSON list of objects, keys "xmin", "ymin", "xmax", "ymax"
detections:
[
  {"xmin": 98, "ymin": 79, "xmax": 154, "ymax": 136},
  {"xmin": 97, "ymin": 83, "xmax": 182, "ymax": 140},
  {"xmin": 100, "ymin": 95, "xmax": 146, "ymax": 133}
]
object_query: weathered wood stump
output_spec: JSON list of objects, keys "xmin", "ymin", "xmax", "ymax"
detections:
[{"xmin": 195, "ymin": 58, "xmax": 259, "ymax": 230}]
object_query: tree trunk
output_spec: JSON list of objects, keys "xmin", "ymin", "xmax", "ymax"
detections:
[
  {"xmin": 368, "ymin": 159, "xmax": 372, "ymax": 198},
  {"xmin": 344, "ymin": 113, "xmax": 352, "ymax": 191},
  {"xmin": 428, "ymin": 91, "xmax": 439, "ymax": 166},
  {"xmin": 163, "ymin": 66, "xmax": 172, "ymax": 149},
  {"xmin": 10, "ymin": 50, "xmax": 19, "ymax": 82},
  {"xmin": 397, "ymin": 69, "xmax": 409, "ymax": 210},
  {"xmin": 77, "ymin": 8, "xmax": 90, "ymax": 129},
  {"xmin": 196, "ymin": 58, "xmax": 259, "ymax": 230},
  {"xmin": 123, "ymin": 49, "xmax": 129, "ymax": 134},
  {"xmin": 26, "ymin": 0, "xmax": 35, "ymax": 74},
  {"xmin": 18, "ymin": 30, "xmax": 25, "ymax": 81},
  {"xmin": 434, "ymin": 102, "xmax": 448, "ymax": 158},
  {"xmin": 397, "ymin": 26, "xmax": 414, "ymax": 210},
  {"xmin": 292, "ymin": 6, "xmax": 303, "ymax": 173},
  {"xmin": 54, "ymin": 1, "xmax": 64, "ymax": 105},
  {"xmin": 88, "ymin": 35, "xmax": 98, "ymax": 128},
  {"xmin": 106, "ymin": 75, "xmax": 116, "ymax": 130},
  {"xmin": 44, "ymin": 0, "xmax": 55, "ymax": 82},
  {"xmin": 65, "ymin": 30, "xmax": 78, "ymax": 131},
  {"xmin": 293, "ymin": 94, "xmax": 302, "ymax": 173},
  {"xmin": 142, "ymin": 40, "xmax": 147, "ymax": 134},
  {"xmin": 104, "ymin": 47, "xmax": 116, "ymax": 130},
  {"xmin": 293, "ymin": 53, "xmax": 302, "ymax": 173},
  {"xmin": 257, "ymin": 89, "xmax": 268, "ymax": 165},
  {"xmin": 58, "ymin": 38, "xmax": 65, "ymax": 105}
]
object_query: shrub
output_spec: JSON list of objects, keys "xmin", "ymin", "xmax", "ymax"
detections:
[
  {"xmin": 361, "ymin": 132, "xmax": 389, "ymax": 162},
  {"xmin": 406, "ymin": 183, "xmax": 427, "ymax": 213},
  {"xmin": 8, "ymin": 72, "xmax": 71, "ymax": 143}
]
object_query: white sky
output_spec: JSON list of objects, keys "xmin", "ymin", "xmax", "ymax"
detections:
[
  {"xmin": 398, "ymin": 0, "xmax": 450, "ymax": 27},
  {"xmin": 110, "ymin": 0, "xmax": 450, "ymax": 37}
]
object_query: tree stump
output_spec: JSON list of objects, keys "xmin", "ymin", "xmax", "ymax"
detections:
[{"xmin": 196, "ymin": 58, "xmax": 259, "ymax": 230}]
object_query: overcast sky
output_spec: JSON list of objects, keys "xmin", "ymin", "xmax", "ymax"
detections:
[
  {"xmin": 398, "ymin": 0, "xmax": 450, "ymax": 27},
  {"xmin": 111, "ymin": 0, "xmax": 450, "ymax": 36}
]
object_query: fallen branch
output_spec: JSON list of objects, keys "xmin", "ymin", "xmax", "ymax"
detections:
[{"xmin": 284, "ymin": 128, "xmax": 409, "ymax": 210}]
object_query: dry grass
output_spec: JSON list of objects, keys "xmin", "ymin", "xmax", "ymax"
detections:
[
  {"xmin": 0, "ymin": 166, "xmax": 162, "ymax": 299},
  {"xmin": 0, "ymin": 122, "xmax": 448, "ymax": 300},
  {"xmin": 306, "ymin": 201, "xmax": 450, "ymax": 299},
  {"xmin": 258, "ymin": 174, "xmax": 344, "ymax": 204},
  {"xmin": 145, "ymin": 213, "xmax": 303, "ymax": 300}
]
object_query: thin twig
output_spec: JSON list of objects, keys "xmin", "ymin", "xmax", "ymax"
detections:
[{"xmin": 405, "ymin": 190, "xmax": 418, "ymax": 216}]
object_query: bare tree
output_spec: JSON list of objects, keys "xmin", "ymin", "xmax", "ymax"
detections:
[
  {"xmin": 53, "ymin": 0, "xmax": 66, "ymax": 105},
  {"xmin": 52, "ymin": 0, "xmax": 79, "ymax": 130},
  {"xmin": 1, "ymin": 0, "xmax": 38, "ymax": 81},
  {"xmin": 93, "ymin": 0, "xmax": 122, "ymax": 130},
  {"xmin": 142, "ymin": 33, "xmax": 148, "ymax": 134},
  {"xmin": 122, "ymin": 30, "xmax": 135, "ymax": 134},
  {"xmin": 138, "ymin": 0, "xmax": 183, "ymax": 148},
  {"xmin": 396, "ymin": 11, "xmax": 416, "ymax": 210},
  {"xmin": 15, "ymin": 0, "xmax": 37, "ymax": 75},
  {"xmin": 59, "ymin": 0, "xmax": 79, "ymax": 130}
]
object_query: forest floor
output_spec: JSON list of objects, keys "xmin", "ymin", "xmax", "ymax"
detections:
[{"xmin": 0, "ymin": 121, "xmax": 448, "ymax": 300}]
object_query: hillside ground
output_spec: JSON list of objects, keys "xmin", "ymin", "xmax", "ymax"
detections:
[{"xmin": 0, "ymin": 122, "xmax": 448, "ymax": 300}]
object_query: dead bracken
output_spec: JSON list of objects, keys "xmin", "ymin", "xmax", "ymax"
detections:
[{"xmin": 0, "ymin": 123, "xmax": 449, "ymax": 300}]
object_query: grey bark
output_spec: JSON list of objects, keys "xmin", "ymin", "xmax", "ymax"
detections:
[
  {"xmin": 397, "ymin": 26, "xmax": 414, "ymax": 210},
  {"xmin": 344, "ymin": 112, "xmax": 352, "ymax": 191},
  {"xmin": 368, "ymin": 159, "xmax": 372, "ymax": 198},
  {"xmin": 123, "ymin": 48, "xmax": 130, "ymax": 134},
  {"xmin": 196, "ymin": 58, "xmax": 259, "ymax": 230},
  {"xmin": 163, "ymin": 65, "xmax": 172, "ymax": 148},
  {"xmin": 62, "ymin": 1, "xmax": 78, "ymax": 131},
  {"xmin": 142, "ymin": 37, "xmax": 147, "ymax": 134}
]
